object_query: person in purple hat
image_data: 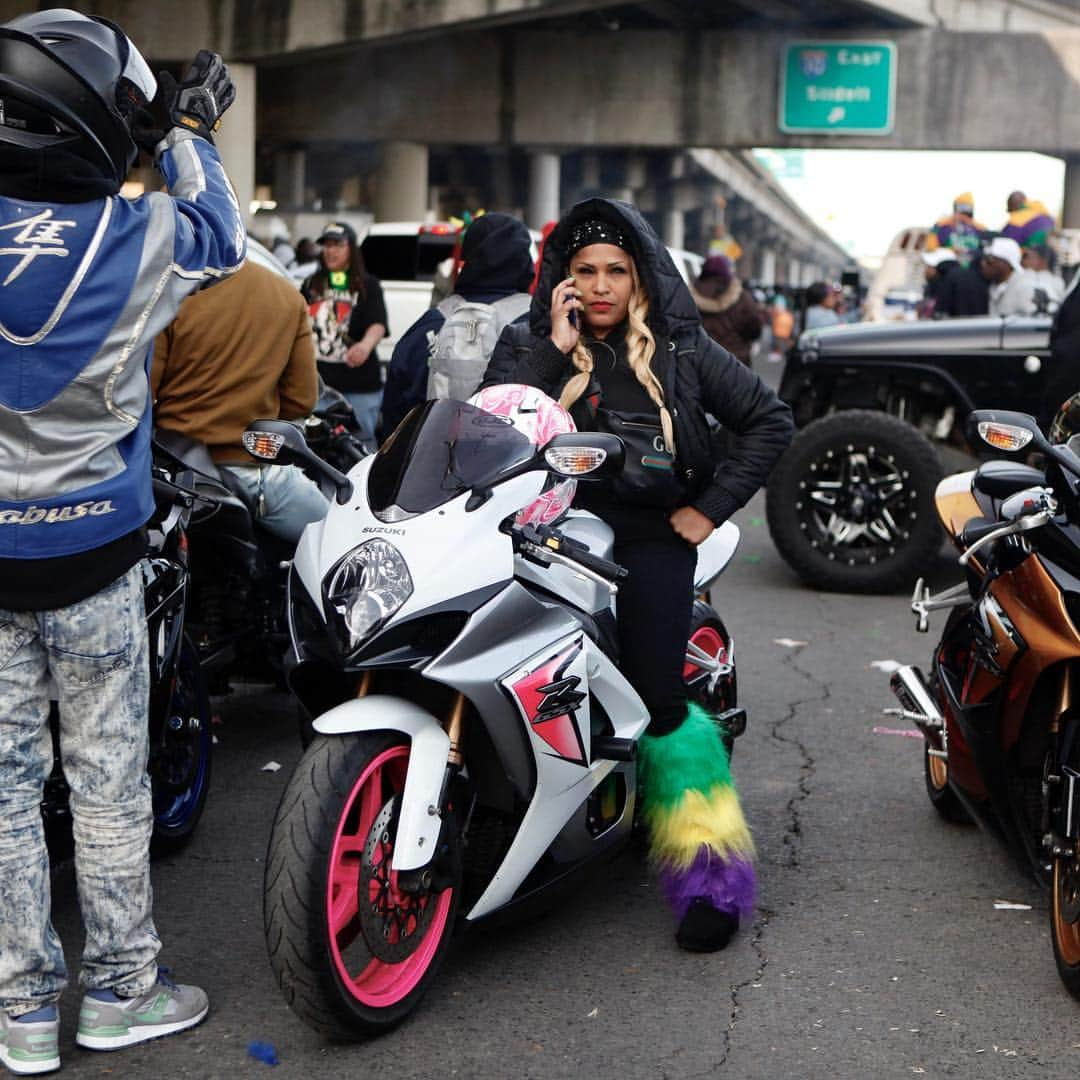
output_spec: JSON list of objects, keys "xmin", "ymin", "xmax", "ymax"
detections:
[{"xmin": 689, "ymin": 255, "xmax": 765, "ymax": 366}]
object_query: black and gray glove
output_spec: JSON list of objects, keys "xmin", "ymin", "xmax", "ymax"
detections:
[{"xmin": 159, "ymin": 50, "xmax": 236, "ymax": 143}]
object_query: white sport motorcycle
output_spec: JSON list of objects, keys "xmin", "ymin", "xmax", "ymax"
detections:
[{"xmin": 246, "ymin": 397, "xmax": 744, "ymax": 1039}]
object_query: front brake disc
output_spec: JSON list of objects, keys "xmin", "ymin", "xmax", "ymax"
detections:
[{"xmin": 359, "ymin": 796, "xmax": 438, "ymax": 962}]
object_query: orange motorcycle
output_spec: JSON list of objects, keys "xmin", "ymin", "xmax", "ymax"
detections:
[{"xmin": 888, "ymin": 403, "xmax": 1080, "ymax": 998}]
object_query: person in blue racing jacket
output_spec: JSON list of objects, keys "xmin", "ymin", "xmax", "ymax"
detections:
[{"xmin": 0, "ymin": 11, "xmax": 245, "ymax": 1075}]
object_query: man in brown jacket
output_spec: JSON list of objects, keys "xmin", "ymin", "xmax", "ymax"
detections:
[{"xmin": 152, "ymin": 259, "xmax": 328, "ymax": 543}]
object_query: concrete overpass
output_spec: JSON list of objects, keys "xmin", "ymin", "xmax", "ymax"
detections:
[{"xmin": 5, "ymin": 0, "xmax": 1079, "ymax": 279}]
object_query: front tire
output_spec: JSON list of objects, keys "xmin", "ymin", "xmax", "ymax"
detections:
[
  {"xmin": 1051, "ymin": 723, "xmax": 1080, "ymax": 997},
  {"xmin": 766, "ymin": 410, "xmax": 943, "ymax": 593},
  {"xmin": 264, "ymin": 733, "xmax": 461, "ymax": 1039},
  {"xmin": 1052, "ymin": 853, "xmax": 1080, "ymax": 998}
]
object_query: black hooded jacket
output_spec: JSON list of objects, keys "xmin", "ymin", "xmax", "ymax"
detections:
[{"xmin": 481, "ymin": 198, "xmax": 794, "ymax": 527}]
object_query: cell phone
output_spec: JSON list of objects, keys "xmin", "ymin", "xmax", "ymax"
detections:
[{"xmin": 564, "ymin": 273, "xmax": 578, "ymax": 328}]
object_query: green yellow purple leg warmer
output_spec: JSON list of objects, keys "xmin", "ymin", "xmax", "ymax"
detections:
[{"xmin": 636, "ymin": 702, "xmax": 756, "ymax": 921}]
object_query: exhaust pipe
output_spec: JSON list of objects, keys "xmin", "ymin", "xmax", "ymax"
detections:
[{"xmin": 886, "ymin": 665, "xmax": 944, "ymax": 733}]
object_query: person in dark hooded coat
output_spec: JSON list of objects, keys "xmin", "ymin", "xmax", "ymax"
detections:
[
  {"xmin": 482, "ymin": 198, "xmax": 793, "ymax": 953},
  {"xmin": 690, "ymin": 255, "xmax": 765, "ymax": 365},
  {"xmin": 379, "ymin": 212, "xmax": 534, "ymax": 437}
]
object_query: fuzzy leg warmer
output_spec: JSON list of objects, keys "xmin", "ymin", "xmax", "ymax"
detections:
[{"xmin": 636, "ymin": 702, "xmax": 756, "ymax": 921}]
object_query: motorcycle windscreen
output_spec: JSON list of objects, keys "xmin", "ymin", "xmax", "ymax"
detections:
[{"xmin": 369, "ymin": 399, "xmax": 537, "ymax": 515}]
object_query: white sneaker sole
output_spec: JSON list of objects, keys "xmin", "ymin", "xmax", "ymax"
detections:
[
  {"xmin": 75, "ymin": 1005, "xmax": 208, "ymax": 1051},
  {"xmin": 0, "ymin": 1044, "xmax": 60, "ymax": 1075}
]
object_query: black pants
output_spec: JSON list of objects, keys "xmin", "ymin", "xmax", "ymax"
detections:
[{"xmin": 613, "ymin": 537, "xmax": 697, "ymax": 736}]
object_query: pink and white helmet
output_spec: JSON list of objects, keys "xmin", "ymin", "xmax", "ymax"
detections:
[{"xmin": 468, "ymin": 384, "xmax": 577, "ymax": 525}]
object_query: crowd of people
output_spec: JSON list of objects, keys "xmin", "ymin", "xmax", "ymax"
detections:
[{"xmin": 919, "ymin": 190, "xmax": 1068, "ymax": 319}]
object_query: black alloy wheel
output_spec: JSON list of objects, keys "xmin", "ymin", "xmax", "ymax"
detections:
[{"xmin": 766, "ymin": 410, "xmax": 944, "ymax": 593}]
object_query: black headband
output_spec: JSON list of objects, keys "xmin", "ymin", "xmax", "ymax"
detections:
[{"xmin": 566, "ymin": 218, "xmax": 632, "ymax": 258}]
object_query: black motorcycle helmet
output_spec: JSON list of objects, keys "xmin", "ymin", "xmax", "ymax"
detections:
[{"xmin": 0, "ymin": 8, "xmax": 156, "ymax": 189}]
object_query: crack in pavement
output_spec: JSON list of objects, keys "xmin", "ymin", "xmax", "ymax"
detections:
[{"xmin": 718, "ymin": 631, "xmax": 832, "ymax": 1066}]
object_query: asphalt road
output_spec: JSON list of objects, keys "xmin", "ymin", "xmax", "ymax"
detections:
[{"xmin": 41, "ymin": 479, "xmax": 1080, "ymax": 1080}]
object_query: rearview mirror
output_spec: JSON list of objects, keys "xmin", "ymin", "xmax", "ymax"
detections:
[
  {"xmin": 541, "ymin": 432, "xmax": 625, "ymax": 479},
  {"xmin": 967, "ymin": 410, "xmax": 1044, "ymax": 456},
  {"xmin": 967, "ymin": 409, "xmax": 1080, "ymax": 482},
  {"xmin": 243, "ymin": 419, "xmax": 354, "ymax": 505}
]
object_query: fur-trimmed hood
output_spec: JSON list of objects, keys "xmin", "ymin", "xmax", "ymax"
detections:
[{"xmin": 690, "ymin": 277, "xmax": 742, "ymax": 315}]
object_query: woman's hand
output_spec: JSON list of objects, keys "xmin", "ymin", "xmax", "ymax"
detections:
[
  {"xmin": 670, "ymin": 506, "xmax": 715, "ymax": 546},
  {"xmin": 550, "ymin": 276, "xmax": 582, "ymax": 355},
  {"xmin": 345, "ymin": 342, "xmax": 371, "ymax": 367}
]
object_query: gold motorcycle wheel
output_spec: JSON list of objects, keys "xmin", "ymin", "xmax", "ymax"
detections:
[{"xmin": 1052, "ymin": 854, "xmax": 1080, "ymax": 997}]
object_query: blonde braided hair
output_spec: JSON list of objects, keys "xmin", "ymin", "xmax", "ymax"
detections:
[{"xmin": 558, "ymin": 257, "xmax": 675, "ymax": 454}]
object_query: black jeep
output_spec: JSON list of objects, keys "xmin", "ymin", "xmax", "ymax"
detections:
[{"xmin": 766, "ymin": 315, "xmax": 1054, "ymax": 592}]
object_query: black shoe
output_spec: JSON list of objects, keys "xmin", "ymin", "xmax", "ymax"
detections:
[{"xmin": 675, "ymin": 899, "xmax": 739, "ymax": 952}]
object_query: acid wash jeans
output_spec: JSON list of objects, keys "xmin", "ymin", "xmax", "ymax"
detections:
[{"xmin": 0, "ymin": 565, "xmax": 159, "ymax": 1016}]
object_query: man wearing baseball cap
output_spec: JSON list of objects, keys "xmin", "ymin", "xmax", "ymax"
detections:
[
  {"xmin": 981, "ymin": 236, "xmax": 1037, "ymax": 317},
  {"xmin": 927, "ymin": 192, "xmax": 985, "ymax": 265},
  {"xmin": 301, "ymin": 222, "xmax": 387, "ymax": 440},
  {"xmin": 918, "ymin": 249, "xmax": 957, "ymax": 318}
]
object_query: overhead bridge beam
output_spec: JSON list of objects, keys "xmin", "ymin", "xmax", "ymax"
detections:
[{"xmin": 258, "ymin": 26, "xmax": 1080, "ymax": 154}]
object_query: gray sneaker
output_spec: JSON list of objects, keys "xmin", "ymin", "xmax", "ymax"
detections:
[
  {"xmin": 76, "ymin": 970, "xmax": 208, "ymax": 1051},
  {"xmin": 0, "ymin": 1005, "xmax": 60, "ymax": 1076}
]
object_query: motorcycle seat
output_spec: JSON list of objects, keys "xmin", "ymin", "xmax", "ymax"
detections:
[{"xmin": 973, "ymin": 460, "xmax": 1046, "ymax": 500}]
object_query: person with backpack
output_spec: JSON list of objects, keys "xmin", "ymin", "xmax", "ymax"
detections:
[
  {"xmin": 380, "ymin": 213, "xmax": 534, "ymax": 437},
  {"xmin": 0, "ymin": 11, "xmax": 244, "ymax": 1073}
]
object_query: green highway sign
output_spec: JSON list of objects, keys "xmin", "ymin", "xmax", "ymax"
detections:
[{"xmin": 779, "ymin": 41, "xmax": 897, "ymax": 135}]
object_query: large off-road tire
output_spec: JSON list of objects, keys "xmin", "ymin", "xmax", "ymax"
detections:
[
  {"xmin": 150, "ymin": 637, "xmax": 213, "ymax": 857},
  {"xmin": 766, "ymin": 410, "xmax": 944, "ymax": 594},
  {"xmin": 264, "ymin": 733, "xmax": 462, "ymax": 1039}
]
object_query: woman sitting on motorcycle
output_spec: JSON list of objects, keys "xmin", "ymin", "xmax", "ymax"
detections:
[{"xmin": 483, "ymin": 199, "xmax": 793, "ymax": 951}]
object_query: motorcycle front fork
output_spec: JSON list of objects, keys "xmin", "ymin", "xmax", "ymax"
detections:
[
  {"xmin": 395, "ymin": 691, "xmax": 468, "ymax": 896},
  {"xmin": 1043, "ymin": 667, "xmax": 1080, "ymax": 865}
]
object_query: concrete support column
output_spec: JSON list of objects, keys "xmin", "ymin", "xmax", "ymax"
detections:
[
  {"xmin": 216, "ymin": 63, "xmax": 256, "ymax": 226},
  {"xmin": 788, "ymin": 258, "xmax": 801, "ymax": 286},
  {"xmin": 759, "ymin": 249, "xmax": 776, "ymax": 286},
  {"xmin": 582, "ymin": 152, "xmax": 601, "ymax": 192},
  {"xmin": 374, "ymin": 141, "xmax": 429, "ymax": 222},
  {"xmin": 528, "ymin": 151, "xmax": 561, "ymax": 229},
  {"xmin": 626, "ymin": 153, "xmax": 648, "ymax": 191},
  {"xmin": 273, "ymin": 148, "xmax": 306, "ymax": 211},
  {"xmin": 664, "ymin": 210, "xmax": 685, "ymax": 252},
  {"xmin": 1064, "ymin": 155, "xmax": 1080, "ymax": 229}
]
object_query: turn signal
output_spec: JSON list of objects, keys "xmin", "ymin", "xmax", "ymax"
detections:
[
  {"xmin": 976, "ymin": 421, "xmax": 1033, "ymax": 453},
  {"xmin": 242, "ymin": 431, "xmax": 285, "ymax": 460},
  {"xmin": 544, "ymin": 446, "xmax": 607, "ymax": 475}
]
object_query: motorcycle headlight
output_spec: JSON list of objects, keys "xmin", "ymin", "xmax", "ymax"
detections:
[{"xmin": 325, "ymin": 539, "xmax": 413, "ymax": 651}]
